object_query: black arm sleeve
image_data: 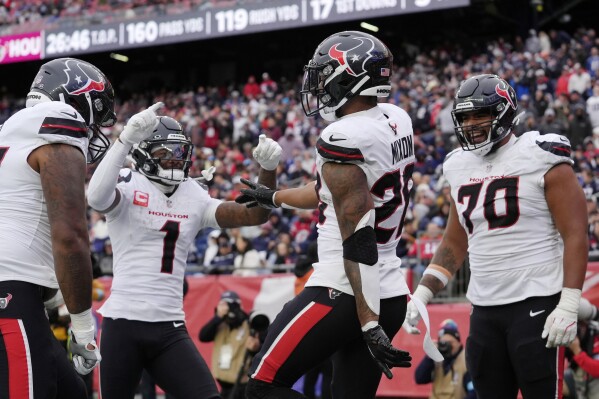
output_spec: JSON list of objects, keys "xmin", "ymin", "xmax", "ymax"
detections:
[
  {"xmin": 198, "ymin": 316, "xmax": 223, "ymax": 342},
  {"xmin": 414, "ymin": 356, "xmax": 435, "ymax": 384}
]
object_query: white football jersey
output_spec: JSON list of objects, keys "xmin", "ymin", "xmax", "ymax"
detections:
[
  {"xmin": 0, "ymin": 102, "xmax": 88, "ymax": 288},
  {"xmin": 443, "ymin": 132, "xmax": 573, "ymax": 306},
  {"xmin": 305, "ymin": 104, "xmax": 414, "ymax": 298},
  {"xmin": 98, "ymin": 170, "xmax": 221, "ymax": 322}
]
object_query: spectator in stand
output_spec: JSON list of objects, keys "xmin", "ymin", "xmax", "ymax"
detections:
[
  {"xmin": 566, "ymin": 299, "xmax": 599, "ymax": 399},
  {"xmin": 587, "ymin": 84, "xmax": 599, "ymax": 129},
  {"xmin": 209, "ymin": 232, "xmax": 237, "ymax": 274},
  {"xmin": 415, "ymin": 320, "xmax": 477, "ymax": 399},
  {"xmin": 243, "ymin": 75, "xmax": 262, "ymax": 99},
  {"xmin": 203, "ymin": 229, "xmax": 222, "ymax": 269},
  {"xmin": 539, "ymin": 108, "xmax": 566, "ymax": 135},
  {"xmin": 569, "ymin": 63, "xmax": 592, "ymax": 98},
  {"xmin": 233, "ymin": 236, "xmax": 263, "ymax": 276},
  {"xmin": 278, "ymin": 128, "xmax": 306, "ymax": 162},
  {"xmin": 587, "ymin": 47, "xmax": 599, "ymax": 78},
  {"xmin": 260, "ymin": 72, "xmax": 278, "ymax": 99},
  {"xmin": 556, "ymin": 66, "xmax": 573, "ymax": 98},
  {"xmin": 568, "ymin": 104, "xmax": 593, "ymax": 148}
]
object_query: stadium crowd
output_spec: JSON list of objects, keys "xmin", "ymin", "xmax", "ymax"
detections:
[{"xmin": 2, "ymin": 25, "xmax": 599, "ymax": 277}]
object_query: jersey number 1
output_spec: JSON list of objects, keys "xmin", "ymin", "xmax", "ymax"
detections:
[{"xmin": 159, "ymin": 220, "xmax": 180, "ymax": 274}]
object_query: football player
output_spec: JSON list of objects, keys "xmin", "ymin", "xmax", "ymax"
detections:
[
  {"xmin": 0, "ymin": 58, "xmax": 115, "ymax": 397},
  {"xmin": 86, "ymin": 108, "xmax": 282, "ymax": 398},
  {"xmin": 404, "ymin": 74, "xmax": 588, "ymax": 398},
  {"xmin": 242, "ymin": 31, "xmax": 413, "ymax": 399}
]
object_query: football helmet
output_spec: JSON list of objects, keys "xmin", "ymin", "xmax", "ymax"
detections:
[
  {"xmin": 300, "ymin": 31, "xmax": 393, "ymax": 122},
  {"xmin": 451, "ymin": 74, "xmax": 518, "ymax": 156},
  {"xmin": 26, "ymin": 58, "xmax": 116, "ymax": 163},
  {"xmin": 131, "ymin": 116, "xmax": 193, "ymax": 186}
]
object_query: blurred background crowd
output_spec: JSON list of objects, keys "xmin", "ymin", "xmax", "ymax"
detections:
[{"xmin": 1, "ymin": 1, "xmax": 599, "ymax": 282}]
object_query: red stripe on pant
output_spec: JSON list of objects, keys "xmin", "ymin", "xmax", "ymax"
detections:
[
  {"xmin": 0, "ymin": 319, "xmax": 31, "ymax": 399},
  {"xmin": 556, "ymin": 346, "xmax": 565, "ymax": 399},
  {"xmin": 254, "ymin": 302, "xmax": 331, "ymax": 383}
]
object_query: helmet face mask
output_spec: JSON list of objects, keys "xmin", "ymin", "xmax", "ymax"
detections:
[
  {"xmin": 300, "ymin": 31, "xmax": 393, "ymax": 122},
  {"xmin": 27, "ymin": 58, "xmax": 116, "ymax": 163},
  {"xmin": 452, "ymin": 74, "xmax": 518, "ymax": 157},
  {"xmin": 132, "ymin": 116, "xmax": 193, "ymax": 186}
]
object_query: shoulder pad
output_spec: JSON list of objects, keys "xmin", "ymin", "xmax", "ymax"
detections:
[
  {"xmin": 535, "ymin": 133, "xmax": 572, "ymax": 157},
  {"xmin": 316, "ymin": 136, "xmax": 364, "ymax": 163}
]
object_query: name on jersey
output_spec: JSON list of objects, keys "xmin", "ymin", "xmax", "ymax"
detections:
[
  {"xmin": 148, "ymin": 210, "xmax": 189, "ymax": 219},
  {"xmin": 469, "ymin": 175, "xmax": 507, "ymax": 183},
  {"xmin": 391, "ymin": 135, "xmax": 414, "ymax": 164}
]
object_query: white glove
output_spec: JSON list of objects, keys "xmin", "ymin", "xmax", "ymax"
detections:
[
  {"xmin": 542, "ymin": 288, "xmax": 581, "ymax": 348},
  {"xmin": 118, "ymin": 102, "xmax": 164, "ymax": 146},
  {"xmin": 69, "ymin": 309, "xmax": 101, "ymax": 375},
  {"xmin": 253, "ymin": 134, "xmax": 282, "ymax": 171},
  {"xmin": 70, "ymin": 330, "xmax": 101, "ymax": 375},
  {"xmin": 579, "ymin": 297, "xmax": 597, "ymax": 321},
  {"xmin": 403, "ymin": 285, "xmax": 434, "ymax": 335},
  {"xmin": 200, "ymin": 166, "xmax": 216, "ymax": 181}
]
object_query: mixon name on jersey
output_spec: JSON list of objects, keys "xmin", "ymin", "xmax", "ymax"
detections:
[{"xmin": 391, "ymin": 135, "xmax": 413, "ymax": 164}]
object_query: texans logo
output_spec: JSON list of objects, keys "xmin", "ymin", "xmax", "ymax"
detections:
[
  {"xmin": 0, "ymin": 293, "xmax": 12, "ymax": 309},
  {"xmin": 495, "ymin": 82, "xmax": 516, "ymax": 110},
  {"xmin": 62, "ymin": 59, "xmax": 105, "ymax": 95},
  {"xmin": 328, "ymin": 37, "xmax": 375, "ymax": 77}
]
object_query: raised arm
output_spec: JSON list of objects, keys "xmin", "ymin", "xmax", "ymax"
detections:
[
  {"xmin": 87, "ymin": 102, "xmax": 163, "ymax": 213},
  {"xmin": 216, "ymin": 135, "xmax": 281, "ymax": 228}
]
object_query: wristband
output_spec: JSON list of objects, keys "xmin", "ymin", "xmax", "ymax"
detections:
[
  {"xmin": 559, "ymin": 287, "xmax": 582, "ymax": 313},
  {"xmin": 70, "ymin": 309, "xmax": 95, "ymax": 343},
  {"xmin": 361, "ymin": 321, "xmax": 379, "ymax": 332},
  {"xmin": 423, "ymin": 264, "xmax": 452, "ymax": 287}
]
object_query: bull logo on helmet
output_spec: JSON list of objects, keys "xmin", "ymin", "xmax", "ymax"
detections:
[
  {"xmin": 328, "ymin": 37, "xmax": 375, "ymax": 77},
  {"xmin": 495, "ymin": 81, "xmax": 516, "ymax": 110},
  {"xmin": 62, "ymin": 59, "xmax": 105, "ymax": 96}
]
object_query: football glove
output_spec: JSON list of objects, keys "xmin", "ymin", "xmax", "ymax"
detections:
[
  {"xmin": 403, "ymin": 285, "xmax": 434, "ymax": 335},
  {"xmin": 119, "ymin": 102, "xmax": 164, "ymax": 146},
  {"xmin": 70, "ymin": 329, "xmax": 101, "ymax": 375},
  {"xmin": 542, "ymin": 288, "xmax": 581, "ymax": 348},
  {"xmin": 253, "ymin": 134, "xmax": 282, "ymax": 171},
  {"xmin": 363, "ymin": 325, "xmax": 411, "ymax": 379},
  {"xmin": 235, "ymin": 178, "xmax": 278, "ymax": 209}
]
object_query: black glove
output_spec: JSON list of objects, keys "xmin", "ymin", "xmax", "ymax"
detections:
[
  {"xmin": 363, "ymin": 325, "xmax": 411, "ymax": 379},
  {"xmin": 234, "ymin": 178, "xmax": 279, "ymax": 209}
]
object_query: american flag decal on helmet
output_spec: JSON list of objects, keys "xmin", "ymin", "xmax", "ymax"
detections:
[{"xmin": 380, "ymin": 68, "xmax": 390, "ymax": 77}]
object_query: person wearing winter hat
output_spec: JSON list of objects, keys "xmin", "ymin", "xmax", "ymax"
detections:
[{"xmin": 415, "ymin": 319, "xmax": 477, "ymax": 399}]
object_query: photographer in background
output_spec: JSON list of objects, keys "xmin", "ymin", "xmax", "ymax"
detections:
[
  {"xmin": 199, "ymin": 290, "xmax": 256, "ymax": 399},
  {"xmin": 566, "ymin": 298, "xmax": 599, "ymax": 398},
  {"xmin": 415, "ymin": 319, "xmax": 477, "ymax": 399}
]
